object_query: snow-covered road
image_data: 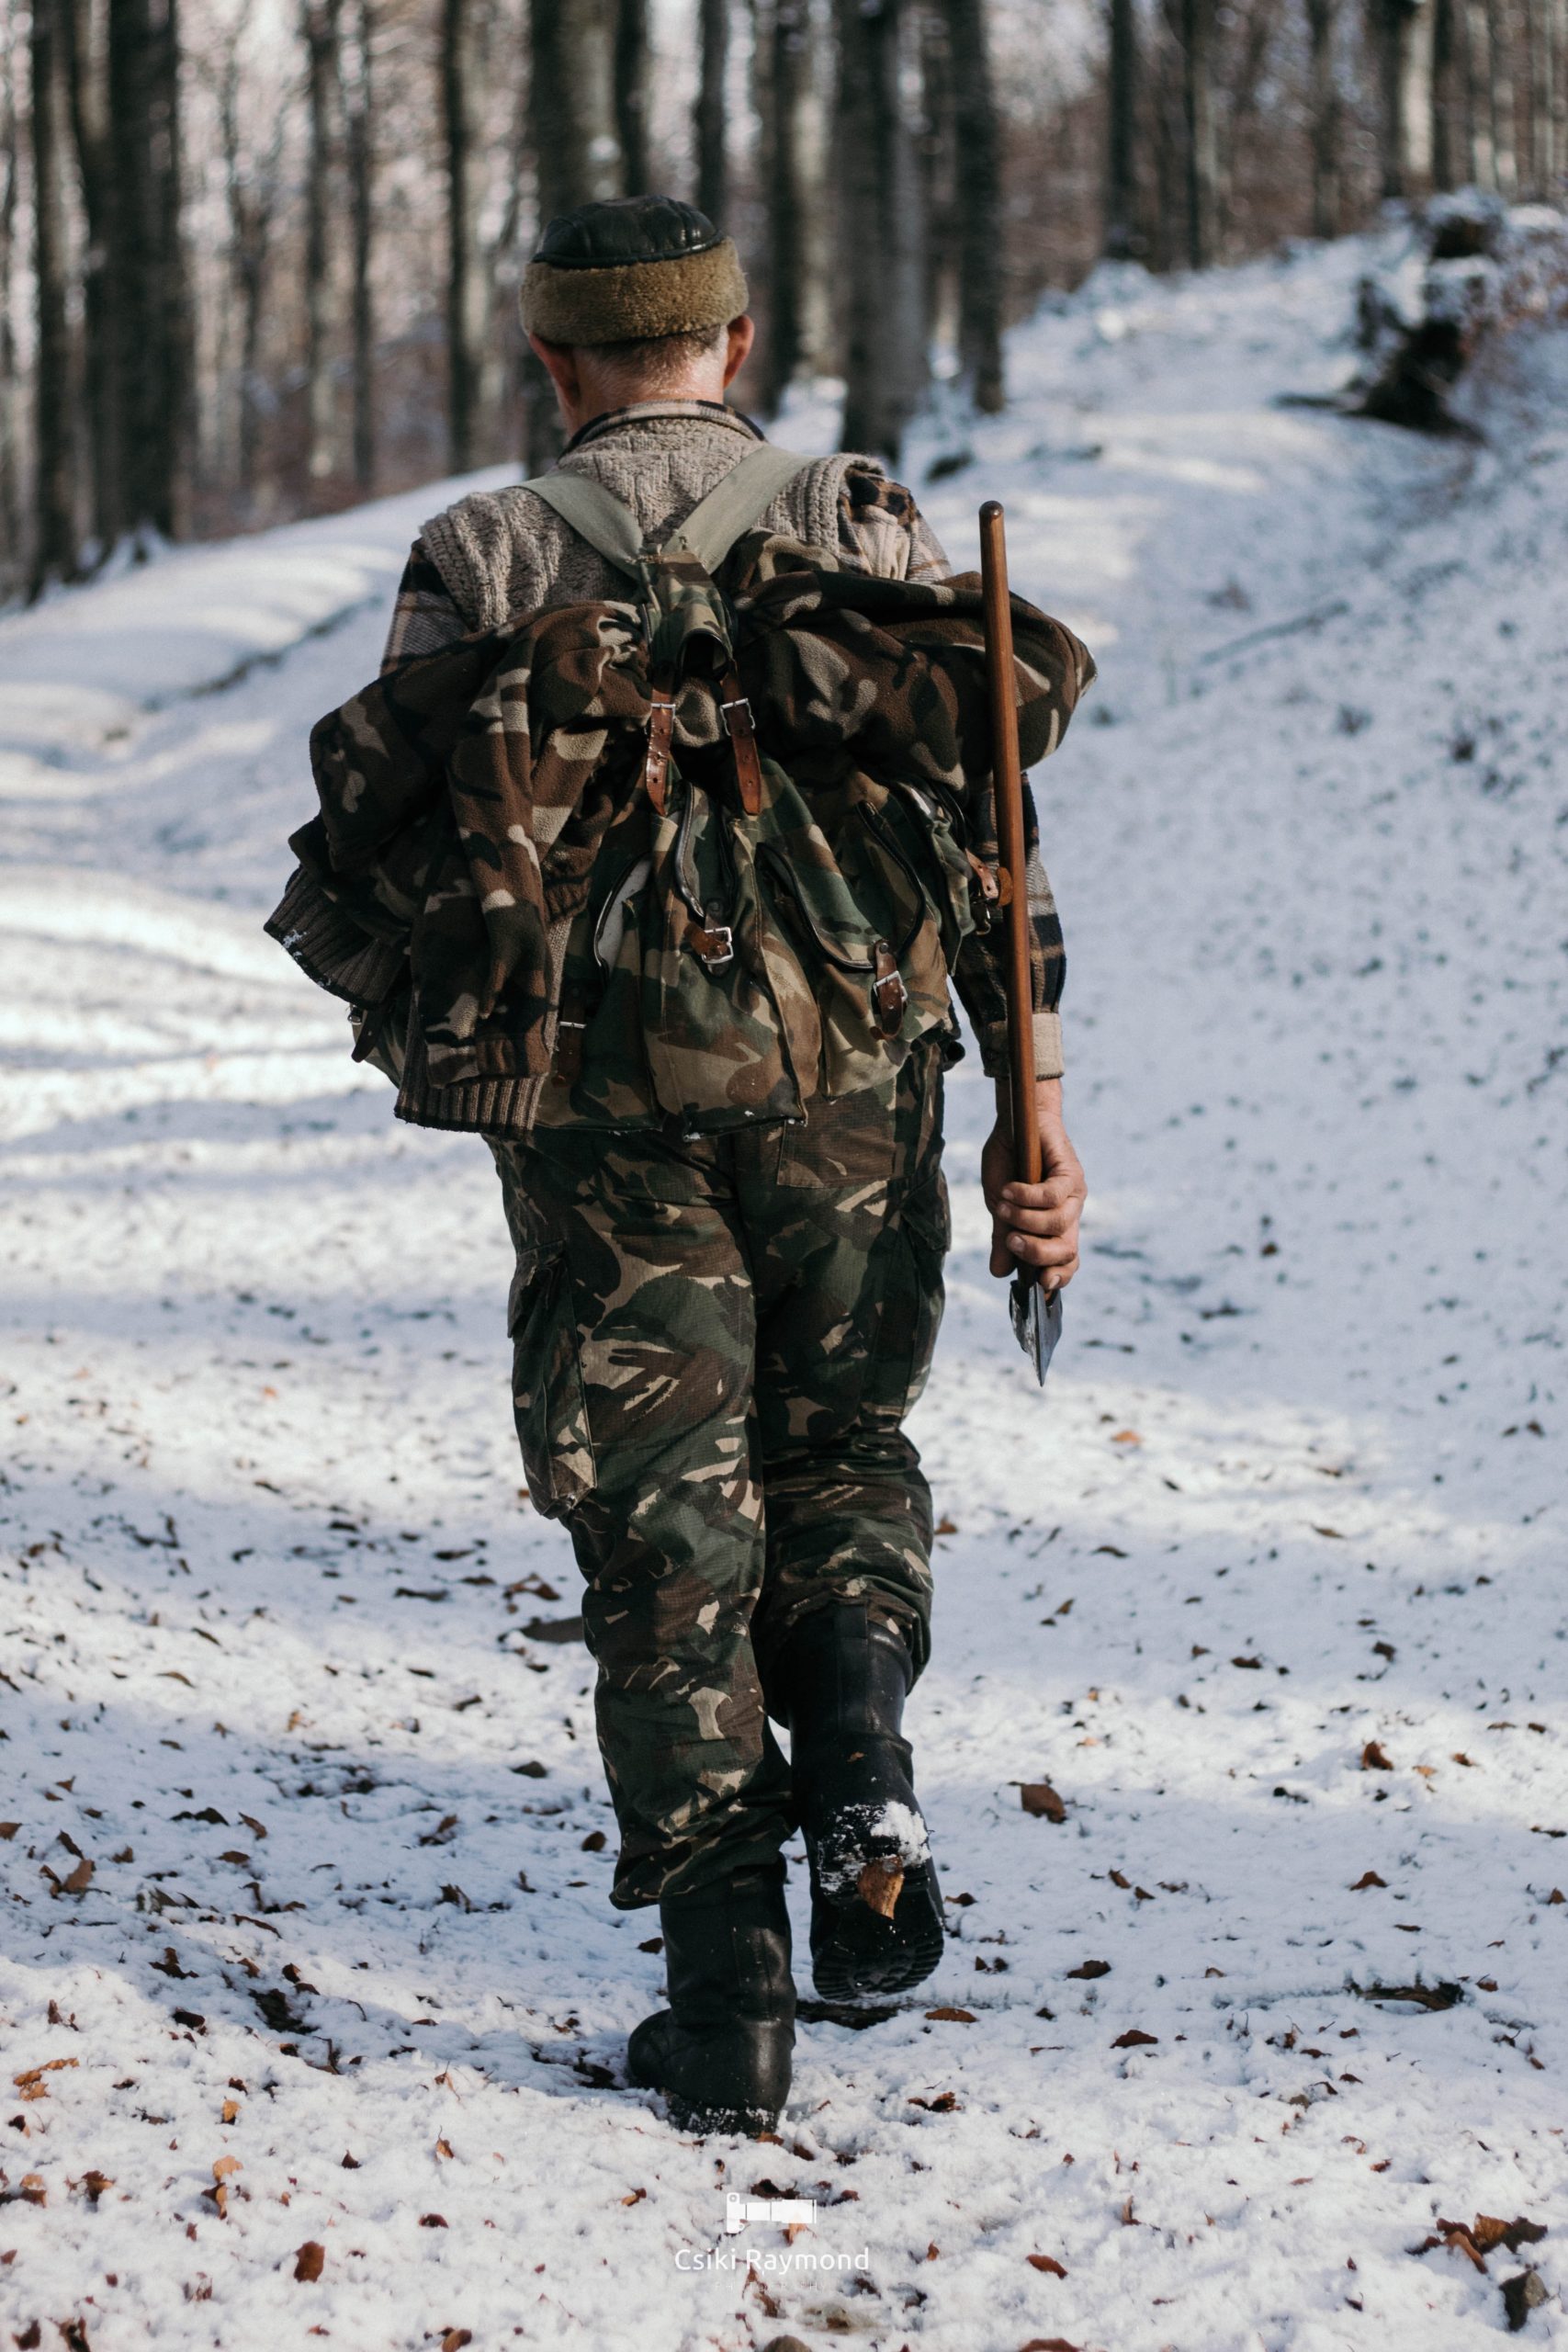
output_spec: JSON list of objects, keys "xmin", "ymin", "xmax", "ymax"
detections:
[{"xmin": 3, "ymin": 236, "xmax": 1566, "ymax": 2352}]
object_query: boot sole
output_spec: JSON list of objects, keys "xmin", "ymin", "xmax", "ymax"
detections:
[{"xmin": 810, "ymin": 1856, "xmax": 945, "ymax": 2002}]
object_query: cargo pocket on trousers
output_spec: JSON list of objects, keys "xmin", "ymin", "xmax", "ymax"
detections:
[{"xmin": 506, "ymin": 1248, "xmax": 596, "ymax": 1518}]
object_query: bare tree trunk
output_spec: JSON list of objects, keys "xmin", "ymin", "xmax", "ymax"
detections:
[
  {"xmin": 1306, "ymin": 0, "xmax": 1342, "ymax": 230},
  {"xmin": 950, "ymin": 0, "xmax": 1003, "ymax": 410},
  {"xmin": 836, "ymin": 0, "xmax": 921, "ymax": 463},
  {"xmin": 759, "ymin": 0, "xmax": 805, "ymax": 409},
  {"xmin": 1465, "ymin": 0, "xmax": 1497, "ymax": 177},
  {"xmin": 531, "ymin": 0, "xmax": 621, "ymax": 217},
  {"xmin": 615, "ymin": 0, "xmax": 649, "ymax": 194},
  {"xmin": 0, "ymin": 1, "xmax": 21, "ymax": 586},
  {"xmin": 300, "ymin": 0, "xmax": 341, "ymax": 484},
  {"xmin": 916, "ymin": 3, "xmax": 955, "ymax": 356},
  {"xmin": 444, "ymin": 0, "xmax": 486, "ymax": 473},
  {"xmin": 217, "ymin": 33, "xmax": 280, "ymax": 506},
  {"xmin": 526, "ymin": 0, "xmax": 620, "ymax": 469},
  {"xmin": 696, "ymin": 0, "xmax": 728, "ymax": 220},
  {"xmin": 109, "ymin": 0, "xmax": 186, "ymax": 547},
  {"xmin": 758, "ymin": 0, "xmax": 829, "ymax": 413},
  {"xmin": 1432, "ymin": 0, "xmax": 1464, "ymax": 186},
  {"xmin": 344, "ymin": 0, "xmax": 375, "ymax": 492},
  {"xmin": 1400, "ymin": 0, "xmax": 1438, "ymax": 193},
  {"xmin": 1148, "ymin": 0, "xmax": 1188, "ymax": 270},
  {"xmin": 1217, "ymin": 0, "xmax": 1275, "ymax": 242},
  {"xmin": 62, "ymin": 0, "xmax": 121, "ymax": 554},
  {"xmin": 1489, "ymin": 0, "xmax": 1517, "ymax": 191},
  {"xmin": 29, "ymin": 0, "xmax": 77, "ymax": 591},
  {"xmin": 1526, "ymin": 0, "xmax": 1558, "ymax": 188},
  {"xmin": 1182, "ymin": 0, "xmax": 1219, "ymax": 266},
  {"xmin": 1106, "ymin": 0, "xmax": 1140, "ymax": 256}
]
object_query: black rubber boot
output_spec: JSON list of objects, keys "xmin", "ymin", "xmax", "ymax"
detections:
[
  {"xmin": 772, "ymin": 1603, "xmax": 944, "ymax": 2003},
  {"xmin": 626, "ymin": 1862, "xmax": 795, "ymax": 2134}
]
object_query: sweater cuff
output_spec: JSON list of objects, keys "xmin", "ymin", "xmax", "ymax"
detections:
[
  {"xmin": 1032, "ymin": 1010, "xmax": 1064, "ymax": 1080},
  {"xmin": 977, "ymin": 1009, "xmax": 1065, "ymax": 1083}
]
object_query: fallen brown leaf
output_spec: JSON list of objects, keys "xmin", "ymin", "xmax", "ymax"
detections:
[
  {"xmin": 1360, "ymin": 1741, "xmax": 1394, "ymax": 1771},
  {"xmin": 1472, "ymin": 2215, "xmax": 1548, "ymax": 2255},
  {"xmin": 1111, "ymin": 2029, "xmax": 1158, "ymax": 2049},
  {"xmin": 858, "ymin": 1857, "xmax": 904, "ymax": 1917},
  {"xmin": 1350, "ymin": 1871, "xmax": 1387, "ymax": 1890},
  {"xmin": 293, "ymin": 2242, "xmax": 325, "ymax": 2283},
  {"xmin": 13, "ymin": 2059, "xmax": 77, "ymax": 2098},
  {"xmin": 1021, "ymin": 1782, "xmax": 1066, "ymax": 1824},
  {"xmin": 1026, "ymin": 2254, "xmax": 1068, "ymax": 2277},
  {"xmin": 1066, "ymin": 1960, "xmax": 1111, "ymax": 1980},
  {"xmin": 419, "ymin": 2213, "xmax": 448, "ymax": 2228},
  {"xmin": 925, "ymin": 2007, "xmax": 976, "ymax": 2023},
  {"xmin": 440, "ymin": 2334, "xmax": 473, "ymax": 2352}
]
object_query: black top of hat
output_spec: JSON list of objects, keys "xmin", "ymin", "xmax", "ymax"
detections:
[{"xmin": 532, "ymin": 194, "xmax": 724, "ymax": 270}]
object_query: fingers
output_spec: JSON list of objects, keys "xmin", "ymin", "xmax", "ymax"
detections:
[
  {"xmin": 996, "ymin": 1176, "xmax": 1084, "ymax": 1211},
  {"xmin": 990, "ymin": 1230, "xmax": 1080, "ymax": 1285},
  {"xmin": 998, "ymin": 1227, "xmax": 1078, "ymax": 1270},
  {"xmin": 992, "ymin": 1200, "xmax": 1077, "ymax": 1238}
]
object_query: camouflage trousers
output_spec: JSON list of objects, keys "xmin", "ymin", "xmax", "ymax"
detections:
[{"xmin": 491, "ymin": 1041, "xmax": 948, "ymax": 1908}]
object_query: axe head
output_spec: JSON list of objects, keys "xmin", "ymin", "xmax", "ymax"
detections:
[{"xmin": 1010, "ymin": 1274, "xmax": 1063, "ymax": 1387}]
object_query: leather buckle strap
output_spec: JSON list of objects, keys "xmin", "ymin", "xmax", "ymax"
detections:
[
  {"xmin": 719, "ymin": 671, "xmax": 763, "ymax": 818},
  {"xmin": 872, "ymin": 940, "xmax": 907, "ymax": 1036},
  {"xmin": 644, "ymin": 686, "xmax": 675, "ymax": 815},
  {"xmin": 551, "ymin": 1016, "xmax": 586, "ymax": 1086},
  {"xmin": 688, "ymin": 905, "xmax": 735, "ymax": 973}
]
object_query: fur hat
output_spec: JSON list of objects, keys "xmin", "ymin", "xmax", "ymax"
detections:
[{"xmin": 521, "ymin": 194, "xmax": 749, "ymax": 346}]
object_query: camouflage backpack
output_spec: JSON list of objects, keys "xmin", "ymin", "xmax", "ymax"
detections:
[{"xmin": 523, "ymin": 447, "xmax": 980, "ymax": 1134}]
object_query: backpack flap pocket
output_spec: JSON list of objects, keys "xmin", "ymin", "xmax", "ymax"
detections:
[{"xmin": 638, "ymin": 768, "xmax": 808, "ymax": 1130}]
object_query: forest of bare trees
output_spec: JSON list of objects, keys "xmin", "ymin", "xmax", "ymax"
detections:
[{"xmin": 1, "ymin": 0, "xmax": 1564, "ymax": 601}]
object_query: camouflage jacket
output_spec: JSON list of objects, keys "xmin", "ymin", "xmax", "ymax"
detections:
[{"xmin": 265, "ymin": 534, "xmax": 1094, "ymax": 1141}]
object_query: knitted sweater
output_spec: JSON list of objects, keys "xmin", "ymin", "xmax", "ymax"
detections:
[{"xmin": 380, "ymin": 400, "xmax": 954, "ymax": 668}]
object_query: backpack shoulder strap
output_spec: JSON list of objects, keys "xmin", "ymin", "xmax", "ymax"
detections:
[
  {"xmin": 519, "ymin": 470, "xmax": 646, "ymax": 582},
  {"xmin": 523, "ymin": 444, "xmax": 813, "ymax": 585},
  {"xmin": 664, "ymin": 445, "xmax": 814, "ymax": 573}
]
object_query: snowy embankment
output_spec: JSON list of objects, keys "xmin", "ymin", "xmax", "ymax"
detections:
[{"xmin": 2, "ymin": 232, "xmax": 1566, "ymax": 2352}]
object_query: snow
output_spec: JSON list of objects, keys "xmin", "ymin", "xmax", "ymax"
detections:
[{"xmin": 3, "ymin": 232, "xmax": 1566, "ymax": 2350}]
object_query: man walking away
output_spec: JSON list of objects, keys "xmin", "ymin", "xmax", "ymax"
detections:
[{"xmin": 287, "ymin": 195, "xmax": 1089, "ymax": 2135}]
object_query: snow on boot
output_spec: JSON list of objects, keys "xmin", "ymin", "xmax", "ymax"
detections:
[
  {"xmin": 626, "ymin": 1861, "xmax": 795, "ymax": 2134},
  {"xmin": 773, "ymin": 1603, "xmax": 944, "ymax": 2003}
]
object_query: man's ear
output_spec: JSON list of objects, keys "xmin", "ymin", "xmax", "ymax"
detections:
[
  {"xmin": 528, "ymin": 334, "xmax": 584, "ymax": 424},
  {"xmin": 722, "ymin": 315, "xmax": 756, "ymax": 389}
]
